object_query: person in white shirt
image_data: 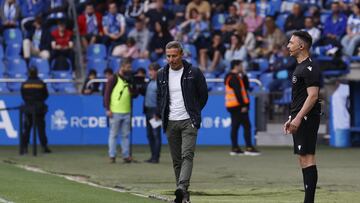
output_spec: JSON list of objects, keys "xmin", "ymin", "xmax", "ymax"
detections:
[
  {"xmin": 341, "ymin": 3, "xmax": 360, "ymax": 56},
  {"xmin": 303, "ymin": 16, "xmax": 321, "ymax": 45}
]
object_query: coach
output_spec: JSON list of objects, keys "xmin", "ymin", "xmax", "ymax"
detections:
[{"xmin": 157, "ymin": 41, "xmax": 208, "ymax": 203}]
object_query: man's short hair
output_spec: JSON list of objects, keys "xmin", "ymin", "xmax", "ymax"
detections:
[
  {"xmin": 121, "ymin": 58, "xmax": 132, "ymax": 67},
  {"xmin": 165, "ymin": 41, "xmax": 183, "ymax": 53},
  {"xmin": 292, "ymin": 30, "xmax": 313, "ymax": 48},
  {"xmin": 104, "ymin": 68, "xmax": 113, "ymax": 75},
  {"xmin": 149, "ymin": 62, "xmax": 161, "ymax": 71},
  {"xmin": 230, "ymin": 60, "xmax": 242, "ymax": 70},
  {"xmin": 28, "ymin": 67, "xmax": 38, "ymax": 78}
]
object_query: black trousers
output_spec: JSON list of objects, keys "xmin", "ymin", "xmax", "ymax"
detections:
[
  {"xmin": 145, "ymin": 107, "xmax": 161, "ymax": 161},
  {"xmin": 23, "ymin": 112, "xmax": 48, "ymax": 148},
  {"xmin": 228, "ymin": 108, "xmax": 252, "ymax": 148}
]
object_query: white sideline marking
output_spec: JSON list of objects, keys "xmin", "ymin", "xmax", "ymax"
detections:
[
  {"xmin": 16, "ymin": 165, "xmax": 170, "ymax": 202},
  {"xmin": 0, "ymin": 196, "xmax": 14, "ymax": 203}
]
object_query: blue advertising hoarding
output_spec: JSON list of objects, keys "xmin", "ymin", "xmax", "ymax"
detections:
[{"xmin": 0, "ymin": 94, "xmax": 255, "ymax": 146}]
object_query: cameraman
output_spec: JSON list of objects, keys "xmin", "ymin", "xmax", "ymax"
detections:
[
  {"xmin": 104, "ymin": 58, "xmax": 137, "ymax": 163},
  {"xmin": 21, "ymin": 67, "xmax": 51, "ymax": 153}
]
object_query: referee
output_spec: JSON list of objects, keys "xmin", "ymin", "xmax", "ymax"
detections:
[{"xmin": 284, "ymin": 31, "xmax": 321, "ymax": 203}]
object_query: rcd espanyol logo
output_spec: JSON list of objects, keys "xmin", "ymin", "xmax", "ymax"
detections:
[
  {"xmin": 51, "ymin": 109, "xmax": 68, "ymax": 130},
  {"xmin": 292, "ymin": 75, "xmax": 297, "ymax": 84}
]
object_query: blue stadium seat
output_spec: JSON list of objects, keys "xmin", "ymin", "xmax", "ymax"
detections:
[
  {"xmin": 0, "ymin": 60, "xmax": 8, "ymax": 92},
  {"xmin": 273, "ymin": 87, "xmax": 292, "ymax": 105},
  {"xmin": 51, "ymin": 71, "xmax": 77, "ymax": 93},
  {"xmin": 5, "ymin": 43, "xmax": 22, "ymax": 59},
  {"xmin": 183, "ymin": 44, "xmax": 197, "ymax": 59},
  {"xmin": 87, "ymin": 44, "xmax": 107, "ymax": 59},
  {"xmin": 259, "ymin": 72, "xmax": 273, "ymax": 92},
  {"xmin": 29, "ymin": 58, "xmax": 50, "ymax": 78},
  {"xmin": 184, "ymin": 57, "xmax": 198, "ymax": 67},
  {"xmin": 132, "ymin": 58, "xmax": 151, "ymax": 71},
  {"xmin": 157, "ymin": 57, "xmax": 167, "ymax": 67},
  {"xmin": 6, "ymin": 58, "xmax": 27, "ymax": 92},
  {"xmin": 254, "ymin": 58, "xmax": 269, "ymax": 72},
  {"xmin": 108, "ymin": 56, "xmax": 122, "ymax": 71},
  {"xmin": 211, "ymin": 13, "xmax": 227, "ymax": 31},
  {"xmin": 0, "ymin": 45, "xmax": 4, "ymax": 59},
  {"xmin": 3, "ymin": 28, "xmax": 23, "ymax": 45},
  {"xmin": 276, "ymin": 13, "xmax": 288, "ymax": 32},
  {"xmin": 87, "ymin": 58, "xmax": 107, "ymax": 77}
]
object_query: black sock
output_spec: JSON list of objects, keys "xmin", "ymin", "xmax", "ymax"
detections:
[{"xmin": 302, "ymin": 165, "xmax": 318, "ymax": 203}]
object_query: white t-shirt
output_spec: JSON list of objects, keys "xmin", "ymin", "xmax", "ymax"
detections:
[{"xmin": 168, "ymin": 67, "xmax": 190, "ymax": 121}]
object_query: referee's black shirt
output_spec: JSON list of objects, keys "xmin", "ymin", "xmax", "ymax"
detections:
[{"xmin": 290, "ymin": 57, "xmax": 321, "ymax": 117}]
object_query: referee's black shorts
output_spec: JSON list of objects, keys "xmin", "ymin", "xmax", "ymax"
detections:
[{"xmin": 292, "ymin": 115, "xmax": 320, "ymax": 155}]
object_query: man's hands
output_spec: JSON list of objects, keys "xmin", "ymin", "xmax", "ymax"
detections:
[{"xmin": 284, "ymin": 116, "xmax": 302, "ymax": 135}]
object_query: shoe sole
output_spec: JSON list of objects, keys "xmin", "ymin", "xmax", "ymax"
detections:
[
  {"xmin": 244, "ymin": 151, "xmax": 261, "ymax": 156},
  {"xmin": 229, "ymin": 152, "xmax": 244, "ymax": 156},
  {"xmin": 174, "ymin": 189, "xmax": 184, "ymax": 203}
]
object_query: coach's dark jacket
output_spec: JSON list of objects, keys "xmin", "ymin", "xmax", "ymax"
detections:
[{"xmin": 157, "ymin": 60, "xmax": 208, "ymax": 131}]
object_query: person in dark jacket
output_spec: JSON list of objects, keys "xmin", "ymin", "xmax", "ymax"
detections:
[
  {"xmin": 157, "ymin": 41, "xmax": 208, "ymax": 203},
  {"xmin": 81, "ymin": 69, "xmax": 99, "ymax": 95},
  {"xmin": 20, "ymin": 67, "xmax": 51, "ymax": 153},
  {"xmin": 224, "ymin": 60, "xmax": 260, "ymax": 156}
]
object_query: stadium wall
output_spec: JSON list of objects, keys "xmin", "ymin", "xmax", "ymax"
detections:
[{"xmin": 0, "ymin": 94, "xmax": 256, "ymax": 146}]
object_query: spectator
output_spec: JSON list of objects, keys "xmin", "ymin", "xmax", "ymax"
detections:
[
  {"xmin": 178, "ymin": 8, "xmax": 210, "ymax": 69},
  {"xmin": 307, "ymin": 5, "xmax": 322, "ymax": 29},
  {"xmin": 20, "ymin": 0, "xmax": 46, "ymax": 34},
  {"xmin": 185, "ymin": 0, "xmax": 211, "ymax": 21},
  {"xmin": 203, "ymin": 32, "xmax": 226, "ymax": 73},
  {"xmin": 128, "ymin": 18, "xmax": 150, "ymax": 58},
  {"xmin": 233, "ymin": 0, "xmax": 250, "ymax": 18},
  {"xmin": 0, "ymin": 0, "xmax": 21, "ymax": 29},
  {"xmin": 168, "ymin": 0, "xmax": 186, "ymax": 26},
  {"xmin": 111, "ymin": 37, "xmax": 140, "ymax": 59},
  {"xmin": 82, "ymin": 69, "xmax": 100, "ymax": 95},
  {"xmin": 244, "ymin": 2, "xmax": 263, "ymax": 33},
  {"xmin": 142, "ymin": 63, "xmax": 162, "ymax": 164},
  {"xmin": 256, "ymin": 16, "xmax": 287, "ymax": 58},
  {"xmin": 303, "ymin": 16, "xmax": 321, "ymax": 45},
  {"xmin": 319, "ymin": 2, "xmax": 347, "ymax": 50},
  {"xmin": 23, "ymin": 17, "xmax": 51, "ymax": 62},
  {"xmin": 237, "ymin": 22, "xmax": 256, "ymax": 58},
  {"xmin": 225, "ymin": 34, "xmax": 248, "ymax": 67},
  {"xmin": 102, "ymin": 2, "xmax": 126, "ymax": 48},
  {"xmin": 77, "ymin": 3, "xmax": 103, "ymax": 50},
  {"xmin": 44, "ymin": 0, "xmax": 69, "ymax": 27},
  {"xmin": 51, "ymin": 20, "xmax": 74, "ymax": 70},
  {"xmin": 145, "ymin": 0, "xmax": 174, "ymax": 32},
  {"xmin": 341, "ymin": 3, "xmax": 360, "ymax": 56},
  {"xmin": 149, "ymin": 21, "xmax": 173, "ymax": 61},
  {"xmin": 284, "ymin": 3, "xmax": 305, "ymax": 36},
  {"xmin": 125, "ymin": 0, "xmax": 145, "ymax": 26},
  {"xmin": 221, "ymin": 4, "xmax": 242, "ymax": 44}
]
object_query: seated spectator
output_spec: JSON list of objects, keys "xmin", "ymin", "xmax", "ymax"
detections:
[
  {"xmin": 244, "ymin": 2, "xmax": 263, "ymax": 33},
  {"xmin": 128, "ymin": 18, "xmax": 150, "ymax": 58},
  {"xmin": 307, "ymin": 5, "xmax": 322, "ymax": 29},
  {"xmin": 185, "ymin": 0, "xmax": 211, "ymax": 21},
  {"xmin": 225, "ymin": 34, "xmax": 248, "ymax": 68},
  {"xmin": 112, "ymin": 37, "xmax": 140, "ymax": 59},
  {"xmin": 82, "ymin": 69, "xmax": 99, "ymax": 95},
  {"xmin": 233, "ymin": 0, "xmax": 250, "ymax": 18},
  {"xmin": 0, "ymin": 0, "xmax": 21, "ymax": 30},
  {"xmin": 317, "ymin": 1, "xmax": 347, "ymax": 54},
  {"xmin": 102, "ymin": 2, "xmax": 126, "ymax": 48},
  {"xmin": 44, "ymin": 0, "xmax": 69, "ymax": 27},
  {"xmin": 341, "ymin": 3, "xmax": 360, "ymax": 56},
  {"xmin": 125, "ymin": 0, "xmax": 145, "ymax": 26},
  {"xmin": 303, "ymin": 16, "xmax": 321, "ymax": 45},
  {"xmin": 168, "ymin": 0, "xmax": 186, "ymax": 25},
  {"xmin": 268, "ymin": 47, "xmax": 296, "ymax": 92},
  {"xmin": 178, "ymin": 8, "xmax": 210, "ymax": 69},
  {"xmin": 221, "ymin": 4, "xmax": 242, "ymax": 44},
  {"xmin": 256, "ymin": 0, "xmax": 271, "ymax": 18},
  {"xmin": 255, "ymin": 16, "xmax": 287, "ymax": 58},
  {"xmin": 149, "ymin": 21, "xmax": 173, "ymax": 61},
  {"xmin": 77, "ymin": 3, "xmax": 103, "ymax": 50},
  {"xmin": 202, "ymin": 32, "xmax": 226, "ymax": 73},
  {"xmin": 236, "ymin": 22, "xmax": 256, "ymax": 58},
  {"xmin": 20, "ymin": 0, "xmax": 46, "ymax": 34},
  {"xmin": 145, "ymin": 0, "xmax": 174, "ymax": 32},
  {"xmin": 23, "ymin": 17, "xmax": 51, "ymax": 62},
  {"xmin": 284, "ymin": 3, "xmax": 305, "ymax": 36},
  {"xmin": 51, "ymin": 20, "xmax": 74, "ymax": 70}
]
